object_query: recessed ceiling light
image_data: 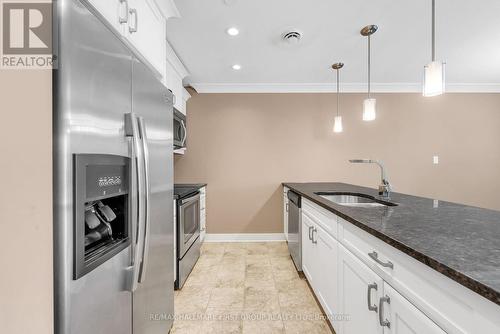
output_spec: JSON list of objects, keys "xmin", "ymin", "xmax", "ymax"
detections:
[
  {"xmin": 226, "ymin": 27, "xmax": 239, "ymax": 36},
  {"xmin": 232, "ymin": 64, "xmax": 241, "ymax": 70}
]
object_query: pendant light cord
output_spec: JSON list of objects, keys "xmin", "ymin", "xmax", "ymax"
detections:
[
  {"xmin": 368, "ymin": 35, "xmax": 371, "ymax": 98},
  {"xmin": 432, "ymin": 0, "xmax": 436, "ymax": 61},
  {"xmin": 336, "ymin": 69, "xmax": 340, "ymax": 117}
]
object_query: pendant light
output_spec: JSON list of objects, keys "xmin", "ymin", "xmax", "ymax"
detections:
[
  {"xmin": 361, "ymin": 25, "xmax": 378, "ymax": 121},
  {"xmin": 332, "ymin": 63, "xmax": 344, "ymax": 133},
  {"xmin": 423, "ymin": 0, "xmax": 445, "ymax": 96}
]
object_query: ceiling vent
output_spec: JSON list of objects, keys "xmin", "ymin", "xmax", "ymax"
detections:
[{"xmin": 282, "ymin": 30, "xmax": 302, "ymax": 45}]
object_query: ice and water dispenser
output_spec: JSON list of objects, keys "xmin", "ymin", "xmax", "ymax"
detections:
[{"xmin": 73, "ymin": 154, "xmax": 131, "ymax": 279}]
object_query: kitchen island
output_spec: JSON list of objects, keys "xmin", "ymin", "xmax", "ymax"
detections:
[{"xmin": 283, "ymin": 182, "xmax": 500, "ymax": 334}]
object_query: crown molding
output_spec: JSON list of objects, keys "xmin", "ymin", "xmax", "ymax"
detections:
[
  {"xmin": 190, "ymin": 82, "xmax": 500, "ymax": 94},
  {"xmin": 166, "ymin": 41, "xmax": 189, "ymax": 79}
]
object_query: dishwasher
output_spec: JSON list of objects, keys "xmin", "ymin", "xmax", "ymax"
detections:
[{"xmin": 287, "ymin": 190, "xmax": 302, "ymax": 271}]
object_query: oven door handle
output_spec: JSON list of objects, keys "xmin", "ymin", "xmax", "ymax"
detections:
[
  {"xmin": 125, "ymin": 113, "xmax": 146, "ymax": 292},
  {"xmin": 180, "ymin": 193, "xmax": 200, "ymax": 206},
  {"xmin": 137, "ymin": 117, "xmax": 150, "ymax": 283}
]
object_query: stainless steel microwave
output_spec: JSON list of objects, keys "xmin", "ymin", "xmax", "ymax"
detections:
[{"xmin": 173, "ymin": 108, "xmax": 187, "ymax": 149}]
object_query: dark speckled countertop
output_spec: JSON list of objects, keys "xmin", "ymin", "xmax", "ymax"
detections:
[{"xmin": 283, "ymin": 182, "xmax": 500, "ymax": 306}]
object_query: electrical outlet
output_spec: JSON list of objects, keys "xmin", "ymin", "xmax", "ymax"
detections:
[{"xmin": 433, "ymin": 156, "xmax": 439, "ymax": 164}]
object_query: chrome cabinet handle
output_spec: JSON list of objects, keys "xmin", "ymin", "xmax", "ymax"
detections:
[
  {"xmin": 124, "ymin": 113, "xmax": 145, "ymax": 292},
  {"xmin": 308, "ymin": 226, "xmax": 313, "ymax": 240},
  {"xmin": 367, "ymin": 283, "xmax": 378, "ymax": 312},
  {"xmin": 311, "ymin": 227, "xmax": 318, "ymax": 244},
  {"xmin": 285, "ymin": 202, "xmax": 289, "ymax": 212},
  {"xmin": 368, "ymin": 251, "xmax": 394, "ymax": 269},
  {"xmin": 118, "ymin": 0, "xmax": 129, "ymax": 23},
  {"xmin": 379, "ymin": 296, "xmax": 391, "ymax": 328},
  {"xmin": 128, "ymin": 8, "xmax": 138, "ymax": 33},
  {"xmin": 137, "ymin": 117, "xmax": 150, "ymax": 283}
]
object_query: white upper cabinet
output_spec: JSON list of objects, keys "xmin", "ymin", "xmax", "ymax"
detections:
[
  {"xmin": 86, "ymin": 0, "xmax": 168, "ymax": 78},
  {"xmin": 87, "ymin": 0, "xmax": 127, "ymax": 32},
  {"xmin": 125, "ymin": 0, "xmax": 166, "ymax": 76},
  {"xmin": 165, "ymin": 41, "xmax": 190, "ymax": 113}
]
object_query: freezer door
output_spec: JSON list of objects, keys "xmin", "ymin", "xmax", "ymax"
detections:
[
  {"xmin": 54, "ymin": 1, "xmax": 133, "ymax": 334},
  {"xmin": 131, "ymin": 58, "xmax": 174, "ymax": 333}
]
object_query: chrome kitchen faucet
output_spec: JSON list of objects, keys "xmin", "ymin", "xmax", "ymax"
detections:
[{"xmin": 349, "ymin": 159, "xmax": 391, "ymax": 198}]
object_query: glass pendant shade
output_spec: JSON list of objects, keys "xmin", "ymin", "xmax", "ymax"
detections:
[
  {"xmin": 423, "ymin": 61, "xmax": 445, "ymax": 96},
  {"xmin": 363, "ymin": 98, "xmax": 376, "ymax": 121},
  {"xmin": 333, "ymin": 115, "xmax": 343, "ymax": 133}
]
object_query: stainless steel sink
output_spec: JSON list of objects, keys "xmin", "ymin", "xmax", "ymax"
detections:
[{"xmin": 315, "ymin": 192, "xmax": 397, "ymax": 208}]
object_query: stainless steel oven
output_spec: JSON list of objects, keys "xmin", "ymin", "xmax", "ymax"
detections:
[
  {"xmin": 173, "ymin": 108, "xmax": 187, "ymax": 149},
  {"xmin": 175, "ymin": 190, "xmax": 201, "ymax": 289},
  {"xmin": 178, "ymin": 192, "xmax": 200, "ymax": 257}
]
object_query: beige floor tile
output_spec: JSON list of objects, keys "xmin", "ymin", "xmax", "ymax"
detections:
[
  {"xmin": 244, "ymin": 286, "xmax": 281, "ymax": 313},
  {"xmin": 207, "ymin": 287, "xmax": 245, "ymax": 309},
  {"xmin": 242, "ymin": 319, "xmax": 285, "ymax": 334},
  {"xmin": 176, "ymin": 243, "xmax": 332, "ymax": 334},
  {"xmin": 246, "ymin": 254, "xmax": 271, "ymax": 265},
  {"xmin": 245, "ymin": 243, "xmax": 270, "ymax": 255},
  {"xmin": 267, "ymin": 242, "xmax": 289, "ymax": 255},
  {"xmin": 216, "ymin": 271, "xmax": 246, "ymax": 288},
  {"xmin": 283, "ymin": 320, "xmax": 332, "ymax": 334},
  {"xmin": 274, "ymin": 277, "xmax": 309, "ymax": 294},
  {"xmin": 245, "ymin": 270, "xmax": 275, "ymax": 288},
  {"xmin": 277, "ymin": 288, "xmax": 318, "ymax": 309},
  {"xmin": 201, "ymin": 243, "xmax": 226, "ymax": 255},
  {"xmin": 272, "ymin": 268, "xmax": 300, "ymax": 282},
  {"xmin": 270, "ymin": 258, "xmax": 296, "ymax": 272},
  {"xmin": 201, "ymin": 319, "xmax": 243, "ymax": 334},
  {"xmin": 171, "ymin": 320, "xmax": 204, "ymax": 334}
]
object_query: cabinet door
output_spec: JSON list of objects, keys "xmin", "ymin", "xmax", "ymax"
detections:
[
  {"xmin": 338, "ymin": 244, "xmax": 383, "ymax": 334},
  {"xmin": 126, "ymin": 0, "xmax": 166, "ymax": 76},
  {"xmin": 383, "ymin": 283, "xmax": 446, "ymax": 334},
  {"xmin": 314, "ymin": 224, "xmax": 340, "ymax": 322},
  {"xmin": 301, "ymin": 215, "xmax": 315, "ymax": 283},
  {"xmin": 87, "ymin": 0, "xmax": 127, "ymax": 33}
]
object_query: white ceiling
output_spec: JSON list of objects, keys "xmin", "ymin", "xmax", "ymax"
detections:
[{"xmin": 166, "ymin": 0, "xmax": 500, "ymax": 92}]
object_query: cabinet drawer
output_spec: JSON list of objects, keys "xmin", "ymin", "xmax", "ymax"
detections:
[
  {"xmin": 338, "ymin": 217, "xmax": 500, "ymax": 334},
  {"xmin": 302, "ymin": 198, "xmax": 337, "ymax": 239},
  {"xmin": 340, "ymin": 217, "xmax": 395, "ymax": 277}
]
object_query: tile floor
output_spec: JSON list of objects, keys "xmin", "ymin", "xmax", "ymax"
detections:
[{"xmin": 171, "ymin": 242, "xmax": 333, "ymax": 334}]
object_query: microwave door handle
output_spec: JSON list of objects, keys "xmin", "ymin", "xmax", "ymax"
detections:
[
  {"xmin": 124, "ymin": 113, "xmax": 146, "ymax": 292},
  {"xmin": 137, "ymin": 117, "xmax": 151, "ymax": 283},
  {"xmin": 180, "ymin": 120, "xmax": 187, "ymax": 146}
]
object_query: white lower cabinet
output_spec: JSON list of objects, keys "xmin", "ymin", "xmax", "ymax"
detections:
[
  {"xmin": 302, "ymin": 211, "xmax": 340, "ymax": 332},
  {"xmin": 298, "ymin": 199, "xmax": 476, "ymax": 334},
  {"xmin": 383, "ymin": 283, "xmax": 445, "ymax": 334},
  {"xmin": 199, "ymin": 186, "xmax": 206, "ymax": 241},
  {"xmin": 338, "ymin": 243, "xmax": 383, "ymax": 334},
  {"xmin": 301, "ymin": 214, "xmax": 315, "ymax": 283}
]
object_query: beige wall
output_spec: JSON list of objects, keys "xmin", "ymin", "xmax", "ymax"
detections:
[
  {"xmin": 0, "ymin": 70, "xmax": 53, "ymax": 332},
  {"xmin": 174, "ymin": 92, "xmax": 500, "ymax": 233}
]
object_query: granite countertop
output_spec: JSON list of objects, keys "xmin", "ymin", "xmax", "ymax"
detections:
[{"xmin": 283, "ymin": 182, "xmax": 500, "ymax": 306}]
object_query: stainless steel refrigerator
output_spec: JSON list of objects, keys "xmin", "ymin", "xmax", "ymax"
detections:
[{"xmin": 53, "ymin": 0, "xmax": 174, "ymax": 333}]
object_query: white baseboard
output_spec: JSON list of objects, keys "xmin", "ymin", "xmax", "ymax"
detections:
[{"xmin": 204, "ymin": 233, "xmax": 286, "ymax": 242}]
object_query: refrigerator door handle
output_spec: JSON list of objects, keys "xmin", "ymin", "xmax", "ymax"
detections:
[
  {"xmin": 137, "ymin": 117, "xmax": 151, "ymax": 283},
  {"xmin": 125, "ymin": 113, "xmax": 146, "ymax": 292}
]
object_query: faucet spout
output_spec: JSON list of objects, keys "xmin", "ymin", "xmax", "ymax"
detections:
[{"xmin": 349, "ymin": 159, "xmax": 391, "ymax": 198}]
